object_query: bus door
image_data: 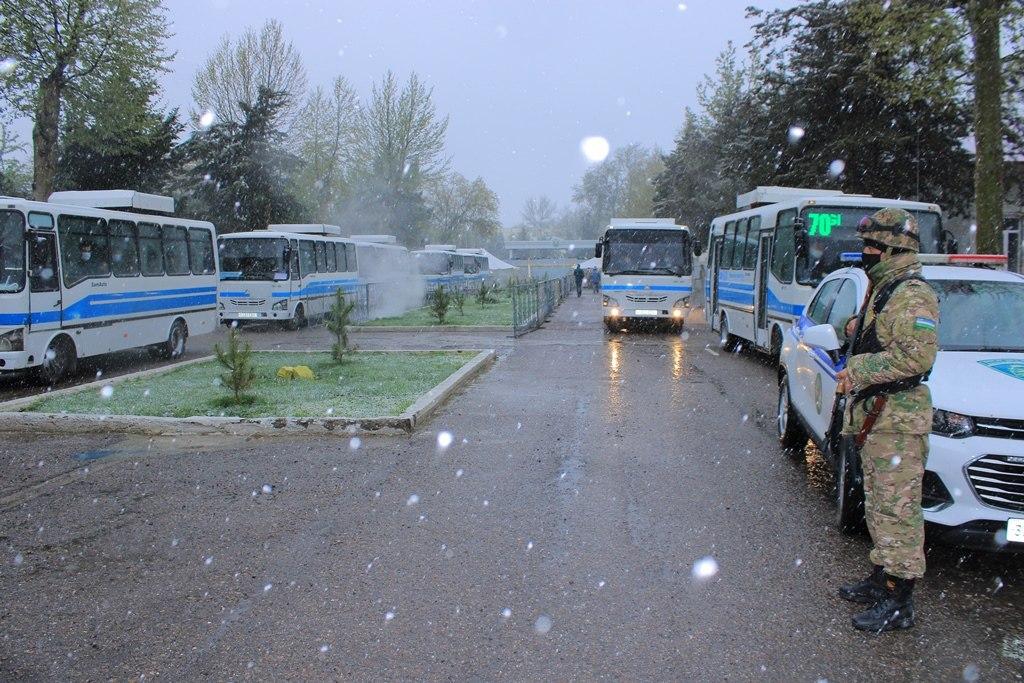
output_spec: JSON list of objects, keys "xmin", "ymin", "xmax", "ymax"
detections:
[
  {"xmin": 26, "ymin": 215, "xmax": 62, "ymax": 334},
  {"xmin": 708, "ymin": 236, "xmax": 723, "ymax": 326},
  {"xmin": 754, "ymin": 233, "xmax": 773, "ymax": 348}
]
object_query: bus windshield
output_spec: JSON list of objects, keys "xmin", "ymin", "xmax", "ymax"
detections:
[
  {"xmin": 797, "ymin": 207, "xmax": 941, "ymax": 285},
  {"xmin": 218, "ymin": 238, "xmax": 289, "ymax": 281},
  {"xmin": 0, "ymin": 211, "xmax": 25, "ymax": 294},
  {"xmin": 415, "ymin": 251, "xmax": 451, "ymax": 274},
  {"xmin": 604, "ymin": 229, "xmax": 691, "ymax": 276},
  {"xmin": 933, "ymin": 280, "xmax": 1024, "ymax": 352}
]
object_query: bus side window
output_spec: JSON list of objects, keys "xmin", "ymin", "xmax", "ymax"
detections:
[
  {"xmin": 346, "ymin": 244, "xmax": 357, "ymax": 272},
  {"xmin": 138, "ymin": 223, "xmax": 164, "ymax": 276},
  {"xmin": 29, "ymin": 231, "xmax": 59, "ymax": 293},
  {"xmin": 162, "ymin": 225, "xmax": 190, "ymax": 276},
  {"xmin": 315, "ymin": 241, "xmax": 327, "ymax": 272},
  {"xmin": 733, "ymin": 218, "xmax": 748, "ymax": 270},
  {"xmin": 743, "ymin": 217, "xmax": 760, "ymax": 270},
  {"xmin": 325, "ymin": 241, "xmax": 337, "ymax": 272},
  {"xmin": 188, "ymin": 228, "xmax": 216, "ymax": 275},
  {"xmin": 289, "ymin": 240, "xmax": 299, "ymax": 279},
  {"xmin": 721, "ymin": 221, "xmax": 735, "ymax": 269},
  {"xmin": 299, "ymin": 241, "xmax": 316, "ymax": 277},
  {"xmin": 335, "ymin": 243, "xmax": 347, "ymax": 272},
  {"xmin": 109, "ymin": 220, "xmax": 141, "ymax": 277},
  {"xmin": 58, "ymin": 214, "xmax": 111, "ymax": 288},
  {"xmin": 771, "ymin": 210, "xmax": 796, "ymax": 283}
]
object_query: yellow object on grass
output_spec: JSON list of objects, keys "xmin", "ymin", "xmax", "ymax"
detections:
[{"xmin": 276, "ymin": 365, "xmax": 316, "ymax": 380}]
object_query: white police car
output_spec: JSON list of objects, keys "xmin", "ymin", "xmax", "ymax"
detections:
[{"xmin": 776, "ymin": 254, "xmax": 1024, "ymax": 550}]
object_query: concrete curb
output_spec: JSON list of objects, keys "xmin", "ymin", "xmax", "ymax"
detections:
[
  {"xmin": 0, "ymin": 349, "xmax": 495, "ymax": 438},
  {"xmin": 350, "ymin": 325, "xmax": 510, "ymax": 333}
]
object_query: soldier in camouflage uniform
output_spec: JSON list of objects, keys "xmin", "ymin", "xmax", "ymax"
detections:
[{"xmin": 833, "ymin": 207, "xmax": 939, "ymax": 633}]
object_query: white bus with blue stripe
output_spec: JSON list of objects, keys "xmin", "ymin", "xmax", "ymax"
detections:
[
  {"xmin": 217, "ymin": 225, "xmax": 359, "ymax": 330},
  {"xmin": 413, "ymin": 246, "xmax": 488, "ymax": 292},
  {"xmin": 706, "ymin": 187, "xmax": 947, "ymax": 361},
  {"xmin": 0, "ymin": 191, "xmax": 218, "ymax": 383},
  {"xmin": 595, "ymin": 218, "xmax": 693, "ymax": 332}
]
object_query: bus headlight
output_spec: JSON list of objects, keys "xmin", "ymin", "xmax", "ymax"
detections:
[
  {"xmin": 609, "ymin": 307, "xmax": 620, "ymax": 317},
  {"xmin": 272, "ymin": 300, "xmax": 289, "ymax": 311},
  {"xmin": 673, "ymin": 297, "xmax": 690, "ymax": 309},
  {"xmin": 0, "ymin": 328, "xmax": 24, "ymax": 352},
  {"xmin": 603, "ymin": 295, "xmax": 618, "ymax": 308}
]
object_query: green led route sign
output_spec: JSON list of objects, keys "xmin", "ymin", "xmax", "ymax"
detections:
[{"xmin": 806, "ymin": 212, "xmax": 842, "ymax": 237}]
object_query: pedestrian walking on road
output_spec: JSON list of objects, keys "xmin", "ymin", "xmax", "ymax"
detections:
[
  {"xmin": 591, "ymin": 267, "xmax": 601, "ymax": 293},
  {"xmin": 834, "ymin": 208, "xmax": 939, "ymax": 634},
  {"xmin": 573, "ymin": 263, "xmax": 584, "ymax": 297}
]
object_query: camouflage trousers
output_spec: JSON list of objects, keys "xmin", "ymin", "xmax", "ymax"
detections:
[{"xmin": 860, "ymin": 431, "xmax": 927, "ymax": 579}]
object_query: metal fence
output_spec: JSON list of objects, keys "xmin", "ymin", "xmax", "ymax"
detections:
[{"xmin": 510, "ymin": 274, "xmax": 573, "ymax": 336}]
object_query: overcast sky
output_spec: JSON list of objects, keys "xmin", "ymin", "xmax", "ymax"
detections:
[{"xmin": 23, "ymin": 0, "xmax": 794, "ymax": 224}]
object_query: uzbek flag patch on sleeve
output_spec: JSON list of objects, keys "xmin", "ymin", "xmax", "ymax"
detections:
[{"xmin": 913, "ymin": 317, "xmax": 937, "ymax": 331}]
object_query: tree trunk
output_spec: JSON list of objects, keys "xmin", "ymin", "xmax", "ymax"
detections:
[
  {"xmin": 968, "ymin": 0, "xmax": 1004, "ymax": 254},
  {"xmin": 32, "ymin": 73, "xmax": 63, "ymax": 201}
]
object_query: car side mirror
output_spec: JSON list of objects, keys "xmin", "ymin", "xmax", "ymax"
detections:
[
  {"xmin": 801, "ymin": 323, "xmax": 842, "ymax": 352},
  {"xmin": 594, "ymin": 243, "xmax": 603, "ymax": 258}
]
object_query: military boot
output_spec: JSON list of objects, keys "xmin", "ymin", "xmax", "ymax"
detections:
[
  {"xmin": 838, "ymin": 565, "xmax": 888, "ymax": 604},
  {"xmin": 852, "ymin": 576, "xmax": 915, "ymax": 633}
]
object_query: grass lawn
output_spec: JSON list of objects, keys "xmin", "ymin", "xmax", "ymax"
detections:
[
  {"xmin": 365, "ymin": 294, "xmax": 512, "ymax": 327},
  {"xmin": 25, "ymin": 351, "xmax": 476, "ymax": 418}
]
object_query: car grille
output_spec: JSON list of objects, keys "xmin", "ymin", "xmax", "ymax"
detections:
[
  {"xmin": 230, "ymin": 299, "xmax": 267, "ymax": 306},
  {"xmin": 974, "ymin": 416, "xmax": 1024, "ymax": 441},
  {"xmin": 966, "ymin": 455, "xmax": 1024, "ymax": 513},
  {"xmin": 625, "ymin": 294, "xmax": 667, "ymax": 303}
]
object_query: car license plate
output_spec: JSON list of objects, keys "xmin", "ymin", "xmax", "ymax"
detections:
[
  {"xmin": 634, "ymin": 309, "xmax": 658, "ymax": 316},
  {"xmin": 236, "ymin": 312, "xmax": 259, "ymax": 319},
  {"xmin": 1008, "ymin": 518, "xmax": 1024, "ymax": 543}
]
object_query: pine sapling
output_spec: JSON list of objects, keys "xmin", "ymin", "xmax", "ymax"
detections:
[
  {"xmin": 214, "ymin": 327, "xmax": 257, "ymax": 404},
  {"xmin": 452, "ymin": 287, "xmax": 466, "ymax": 315},
  {"xmin": 327, "ymin": 289, "xmax": 356, "ymax": 363},
  {"xmin": 430, "ymin": 285, "xmax": 451, "ymax": 324}
]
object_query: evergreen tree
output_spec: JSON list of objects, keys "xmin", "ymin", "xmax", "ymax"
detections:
[
  {"xmin": 214, "ymin": 327, "xmax": 257, "ymax": 404},
  {"xmin": 326, "ymin": 289, "xmax": 355, "ymax": 363},
  {"xmin": 171, "ymin": 87, "xmax": 308, "ymax": 232}
]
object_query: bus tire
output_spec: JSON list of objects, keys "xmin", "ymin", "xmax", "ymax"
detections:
[
  {"xmin": 38, "ymin": 335, "xmax": 77, "ymax": 385},
  {"xmin": 284, "ymin": 304, "xmax": 306, "ymax": 331},
  {"xmin": 769, "ymin": 325, "xmax": 783, "ymax": 365},
  {"xmin": 777, "ymin": 372, "xmax": 807, "ymax": 451},
  {"xmin": 719, "ymin": 314, "xmax": 738, "ymax": 352},
  {"xmin": 156, "ymin": 319, "xmax": 188, "ymax": 360}
]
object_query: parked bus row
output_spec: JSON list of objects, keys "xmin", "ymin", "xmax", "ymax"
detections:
[{"xmin": 0, "ymin": 191, "xmax": 493, "ymax": 383}]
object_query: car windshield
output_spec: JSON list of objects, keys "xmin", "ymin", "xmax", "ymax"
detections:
[
  {"xmin": 933, "ymin": 279, "xmax": 1024, "ymax": 352},
  {"xmin": 798, "ymin": 207, "xmax": 941, "ymax": 285},
  {"xmin": 218, "ymin": 238, "xmax": 288, "ymax": 280},
  {"xmin": 0, "ymin": 211, "xmax": 25, "ymax": 294},
  {"xmin": 415, "ymin": 251, "xmax": 450, "ymax": 274},
  {"xmin": 604, "ymin": 229, "xmax": 690, "ymax": 276}
]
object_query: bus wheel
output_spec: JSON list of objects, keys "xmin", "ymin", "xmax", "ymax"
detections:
[
  {"xmin": 156, "ymin": 320, "xmax": 188, "ymax": 360},
  {"xmin": 284, "ymin": 304, "xmax": 306, "ymax": 331},
  {"xmin": 38, "ymin": 336, "xmax": 76, "ymax": 385},
  {"xmin": 719, "ymin": 314, "xmax": 738, "ymax": 352}
]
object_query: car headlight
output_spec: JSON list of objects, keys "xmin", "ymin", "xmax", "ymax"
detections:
[
  {"xmin": 603, "ymin": 295, "xmax": 618, "ymax": 308},
  {"xmin": 0, "ymin": 328, "xmax": 24, "ymax": 352},
  {"xmin": 932, "ymin": 409, "xmax": 975, "ymax": 438},
  {"xmin": 272, "ymin": 300, "xmax": 288, "ymax": 310},
  {"xmin": 673, "ymin": 297, "xmax": 689, "ymax": 309}
]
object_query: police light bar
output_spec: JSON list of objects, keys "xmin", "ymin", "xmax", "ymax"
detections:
[{"xmin": 918, "ymin": 254, "xmax": 1007, "ymax": 268}]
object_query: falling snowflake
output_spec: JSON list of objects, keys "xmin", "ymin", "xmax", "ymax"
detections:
[
  {"xmin": 204, "ymin": 556, "xmax": 214, "ymax": 566},
  {"xmin": 349, "ymin": 437, "xmax": 362, "ymax": 451},
  {"xmin": 580, "ymin": 136, "xmax": 610, "ymax": 163},
  {"xmin": 13, "ymin": 553, "xmax": 24, "ymax": 565},
  {"xmin": 455, "ymin": 469, "xmax": 463, "ymax": 478},
  {"xmin": 828, "ymin": 159, "xmax": 846, "ymax": 178},
  {"xmin": 261, "ymin": 484, "xmax": 273, "ymax": 494},
  {"xmin": 263, "ymin": 583, "xmax": 273, "ymax": 592},
  {"xmin": 406, "ymin": 494, "xmax": 420, "ymax": 506},
  {"xmin": 691, "ymin": 556, "xmax": 719, "ymax": 580},
  {"xmin": 533, "ymin": 615, "xmax": 553, "ymax": 635},
  {"xmin": 384, "ymin": 611, "xmax": 395, "ymax": 622},
  {"xmin": 437, "ymin": 431, "xmax": 453, "ymax": 449},
  {"xmin": 199, "ymin": 110, "xmax": 216, "ymax": 128},
  {"xmin": 787, "ymin": 125, "xmax": 805, "ymax": 144},
  {"xmin": 501, "ymin": 608, "xmax": 512, "ymax": 619}
]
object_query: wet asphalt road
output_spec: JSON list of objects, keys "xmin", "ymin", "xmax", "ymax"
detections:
[{"xmin": 1, "ymin": 295, "xmax": 1022, "ymax": 680}]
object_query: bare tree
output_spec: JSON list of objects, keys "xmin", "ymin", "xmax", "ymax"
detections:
[
  {"xmin": 426, "ymin": 172, "xmax": 500, "ymax": 246},
  {"xmin": 520, "ymin": 196, "xmax": 557, "ymax": 237},
  {"xmin": 291, "ymin": 76, "xmax": 359, "ymax": 221},
  {"xmin": 0, "ymin": 0, "xmax": 171, "ymax": 200},
  {"xmin": 192, "ymin": 19, "xmax": 307, "ymax": 128}
]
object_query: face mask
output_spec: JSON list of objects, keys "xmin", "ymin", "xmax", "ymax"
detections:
[
  {"xmin": 81, "ymin": 251, "xmax": 92, "ymax": 262},
  {"xmin": 861, "ymin": 251, "xmax": 881, "ymax": 273}
]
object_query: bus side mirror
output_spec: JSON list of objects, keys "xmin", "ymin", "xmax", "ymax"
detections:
[
  {"xmin": 940, "ymin": 228, "xmax": 959, "ymax": 254},
  {"xmin": 594, "ymin": 243, "xmax": 602, "ymax": 258},
  {"xmin": 692, "ymin": 242, "xmax": 703, "ymax": 257}
]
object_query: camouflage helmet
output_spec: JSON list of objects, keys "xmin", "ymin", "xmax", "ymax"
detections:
[{"xmin": 856, "ymin": 208, "xmax": 920, "ymax": 253}]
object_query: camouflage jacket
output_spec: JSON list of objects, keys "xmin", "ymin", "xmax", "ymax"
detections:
[{"xmin": 843, "ymin": 253, "xmax": 939, "ymax": 435}]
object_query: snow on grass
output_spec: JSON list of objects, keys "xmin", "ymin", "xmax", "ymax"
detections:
[{"xmin": 25, "ymin": 351, "xmax": 474, "ymax": 419}]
